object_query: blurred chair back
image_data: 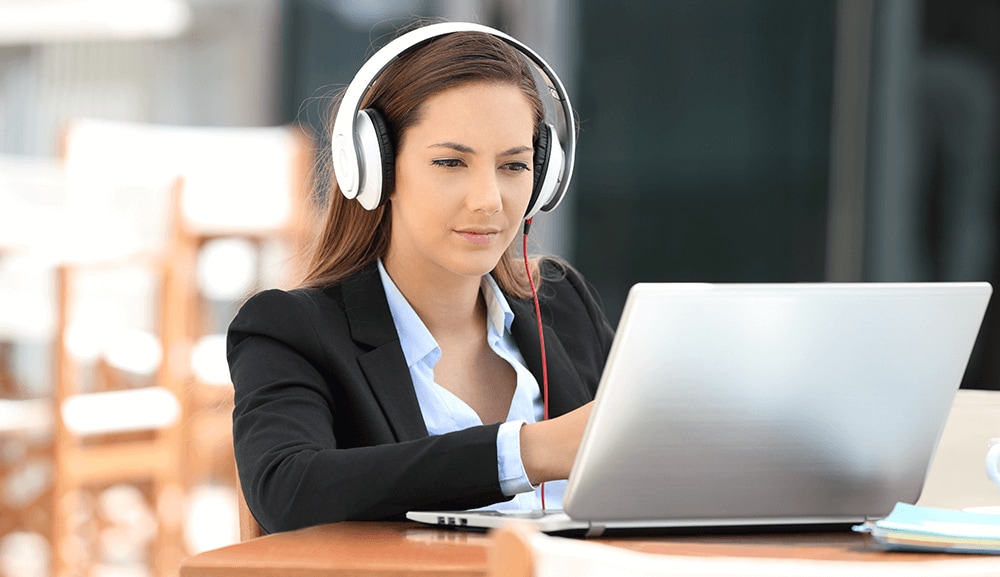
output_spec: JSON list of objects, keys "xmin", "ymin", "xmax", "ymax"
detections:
[
  {"xmin": 59, "ymin": 117, "xmax": 315, "ymax": 560},
  {"xmin": 61, "ymin": 118, "xmax": 315, "ymax": 268},
  {"xmin": 49, "ymin": 173, "xmax": 187, "ymax": 577}
]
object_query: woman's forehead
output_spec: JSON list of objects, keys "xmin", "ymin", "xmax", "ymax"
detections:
[{"xmin": 403, "ymin": 83, "xmax": 535, "ymax": 148}]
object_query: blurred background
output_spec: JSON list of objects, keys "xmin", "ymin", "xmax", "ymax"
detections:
[{"xmin": 1, "ymin": 0, "xmax": 999, "ymax": 576}]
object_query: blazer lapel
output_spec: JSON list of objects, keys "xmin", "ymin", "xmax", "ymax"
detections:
[
  {"xmin": 340, "ymin": 264, "xmax": 429, "ymax": 442},
  {"xmin": 508, "ymin": 297, "xmax": 593, "ymax": 418}
]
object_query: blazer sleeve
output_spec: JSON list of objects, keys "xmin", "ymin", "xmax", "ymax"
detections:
[{"xmin": 228, "ymin": 288, "xmax": 510, "ymax": 533}]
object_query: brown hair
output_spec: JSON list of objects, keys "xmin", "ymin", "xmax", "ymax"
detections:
[{"xmin": 299, "ymin": 28, "xmax": 547, "ymax": 298}]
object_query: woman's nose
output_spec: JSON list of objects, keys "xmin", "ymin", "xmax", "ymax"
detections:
[{"xmin": 467, "ymin": 169, "xmax": 503, "ymax": 215}]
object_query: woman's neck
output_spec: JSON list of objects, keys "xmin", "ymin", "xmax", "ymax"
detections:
[{"xmin": 382, "ymin": 256, "xmax": 485, "ymax": 336}]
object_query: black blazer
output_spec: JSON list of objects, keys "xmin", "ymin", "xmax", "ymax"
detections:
[{"xmin": 228, "ymin": 259, "xmax": 614, "ymax": 533}]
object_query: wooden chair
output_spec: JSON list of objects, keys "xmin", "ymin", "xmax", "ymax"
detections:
[
  {"xmin": 0, "ymin": 148, "xmax": 190, "ymax": 577},
  {"xmin": 0, "ymin": 396, "xmax": 53, "ymax": 554},
  {"xmin": 49, "ymin": 178, "xmax": 188, "ymax": 577},
  {"xmin": 60, "ymin": 118, "xmax": 316, "ymax": 558},
  {"xmin": 0, "ymin": 154, "xmax": 65, "ymax": 567}
]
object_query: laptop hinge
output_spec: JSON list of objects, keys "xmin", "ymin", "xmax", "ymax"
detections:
[{"xmin": 584, "ymin": 523, "xmax": 606, "ymax": 538}]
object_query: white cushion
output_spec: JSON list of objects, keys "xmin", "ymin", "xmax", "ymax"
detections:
[{"xmin": 61, "ymin": 386, "xmax": 180, "ymax": 436}]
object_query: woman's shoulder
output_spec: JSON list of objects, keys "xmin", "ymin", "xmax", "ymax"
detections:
[
  {"xmin": 533, "ymin": 257, "xmax": 611, "ymax": 329},
  {"xmin": 537, "ymin": 257, "xmax": 600, "ymax": 304},
  {"xmin": 229, "ymin": 282, "xmax": 352, "ymax": 342},
  {"xmin": 238, "ymin": 285, "xmax": 330, "ymax": 318},
  {"xmin": 236, "ymin": 263, "xmax": 379, "ymax": 319},
  {"xmin": 531, "ymin": 257, "xmax": 615, "ymax": 366}
]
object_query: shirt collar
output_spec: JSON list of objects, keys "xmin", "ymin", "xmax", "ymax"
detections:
[
  {"xmin": 376, "ymin": 259, "xmax": 515, "ymax": 367},
  {"xmin": 481, "ymin": 271, "xmax": 515, "ymax": 338}
]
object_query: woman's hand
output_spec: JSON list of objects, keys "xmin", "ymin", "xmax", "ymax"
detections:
[{"xmin": 519, "ymin": 402, "xmax": 593, "ymax": 484}]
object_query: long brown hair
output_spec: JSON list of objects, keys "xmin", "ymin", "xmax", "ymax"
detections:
[{"xmin": 299, "ymin": 27, "xmax": 547, "ymax": 297}]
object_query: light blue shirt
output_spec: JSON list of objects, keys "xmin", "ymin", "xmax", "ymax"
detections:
[{"xmin": 376, "ymin": 260, "xmax": 565, "ymax": 510}]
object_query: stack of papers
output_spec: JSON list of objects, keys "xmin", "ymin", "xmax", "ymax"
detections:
[{"xmin": 854, "ymin": 502, "xmax": 1000, "ymax": 554}]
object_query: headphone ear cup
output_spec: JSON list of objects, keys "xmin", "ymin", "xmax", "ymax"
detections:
[
  {"xmin": 527, "ymin": 123, "xmax": 565, "ymax": 218},
  {"xmin": 353, "ymin": 108, "xmax": 395, "ymax": 210}
]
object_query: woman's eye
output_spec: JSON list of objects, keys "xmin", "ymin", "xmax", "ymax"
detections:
[
  {"xmin": 432, "ymin": 158, "xmax": 464, "ymax": 168},
  {"xmin": 502, "ymin": 162, "xmax": 531, "ymax": 173}
]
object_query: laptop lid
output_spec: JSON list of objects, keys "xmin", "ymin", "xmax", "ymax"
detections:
[
  {"xmin": 409, "ymin": 282, "xmax": 991, "ymax": 535},
  {"xmin": 563, "ymin": 282, "xmax": 991, "ymax": 527}
]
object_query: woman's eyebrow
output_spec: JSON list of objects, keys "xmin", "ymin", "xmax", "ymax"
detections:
[
  {"xmin": 428, "ymin": 141, "xmax": 474, "ymax": 153},
  {"xmin": 501, "ymin": 145, "xmax": 533, "ymax": 156},
  {"xmin": 427, "ymin": 143, "xmax": 533, "ymax": 156}
]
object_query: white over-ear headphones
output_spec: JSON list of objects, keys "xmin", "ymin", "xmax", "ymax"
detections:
[{"xmin": 330, "ymin": 21, "xmax": 576, "ymax": 218}]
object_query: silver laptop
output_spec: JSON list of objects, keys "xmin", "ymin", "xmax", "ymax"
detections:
[{"xmin": 408, "ymin": 282, "xmax": 992, "ymax": 536}]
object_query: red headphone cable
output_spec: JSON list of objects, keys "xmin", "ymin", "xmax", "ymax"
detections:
[{"xmin": 522, "ymin": 217, "xmax": 549, "ymax": 510}]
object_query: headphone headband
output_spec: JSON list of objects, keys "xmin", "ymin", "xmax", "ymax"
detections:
[{"xmin": 331, "ymin": 22, "xmax": 576, "ymax": 215}]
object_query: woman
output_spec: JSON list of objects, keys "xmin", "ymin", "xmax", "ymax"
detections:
[{"xmin": 228, "ymin": 21, "xmax": 614, "ymax": 533}]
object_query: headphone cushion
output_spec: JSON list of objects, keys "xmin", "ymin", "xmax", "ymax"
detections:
[
  {"xmin": 361, "ymin": 108, "xmax": 395, "ymax": 205},
  {"xmin": 530, "ymin": 123, "xmax": 552, "ymax": 216}
]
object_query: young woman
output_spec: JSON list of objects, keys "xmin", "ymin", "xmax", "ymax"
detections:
[{"xmin": 228, "ymin": 21, "xmax": 614, "ymax": 533}]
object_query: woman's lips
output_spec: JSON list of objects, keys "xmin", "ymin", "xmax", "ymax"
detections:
[{"xmin": 456, "ymin": 229, "xmax": 499, "ymax": 244}]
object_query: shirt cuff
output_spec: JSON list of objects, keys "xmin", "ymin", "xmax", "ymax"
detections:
[{"xmin": 497, "ymin": 419, "xmax": 535, "ymax": 496}]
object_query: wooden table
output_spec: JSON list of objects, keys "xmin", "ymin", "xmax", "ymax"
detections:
[{"xmin": 179, "ymin": 521, "xmax": 999, "ymax": 577}]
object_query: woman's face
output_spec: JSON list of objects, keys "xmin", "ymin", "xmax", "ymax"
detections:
[{"xmin": 386, "ymin": 81, "xmax": 535, "ymax": 283}]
